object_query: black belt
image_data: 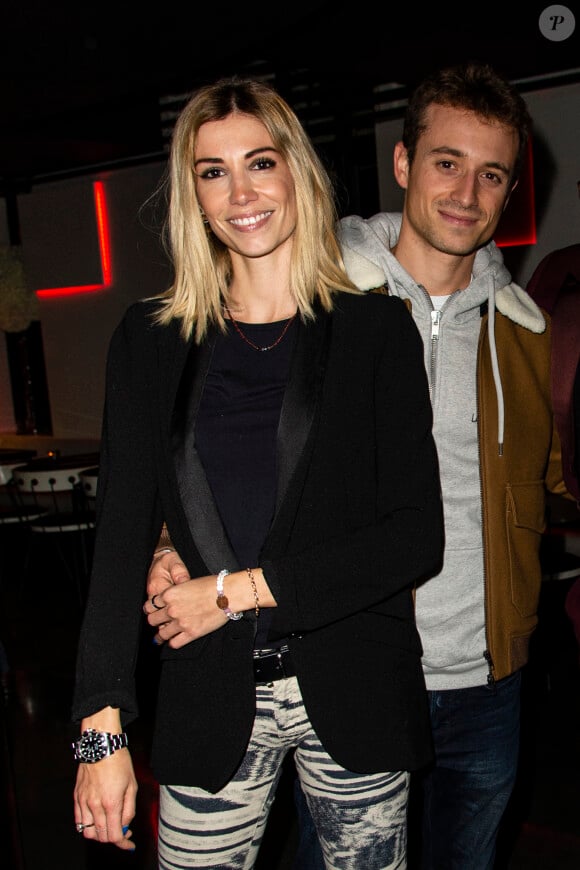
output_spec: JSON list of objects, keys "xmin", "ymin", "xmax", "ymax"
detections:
[{"xmin": 253, "ymin": 644, "xmax": 296, "ymax": 683}]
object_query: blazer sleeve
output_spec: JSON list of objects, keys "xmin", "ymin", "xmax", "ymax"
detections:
[
  {"xmin": 71, "ymin": 303, "xmax": 165, "ymax": 725},
  {"xmin": 264, "ymin": 296, "xmax": 444, "ymax": 635}
]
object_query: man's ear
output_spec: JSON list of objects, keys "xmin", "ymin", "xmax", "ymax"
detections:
[
  {"xmin": 393, "ymin": 141, "xmax": 410, "ymax": 190},
  {"xmin": 503, "ymin": 179, "xmax": 519, "ymax": 213}
]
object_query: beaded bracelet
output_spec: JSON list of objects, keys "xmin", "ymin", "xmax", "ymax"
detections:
[
  {"xmin": 246, "ymin": 568, "xmax": 260, "ymax": 617},
  {"xmin": 216, "ymin": 569, "xmax": 243, "ymax": 621}
]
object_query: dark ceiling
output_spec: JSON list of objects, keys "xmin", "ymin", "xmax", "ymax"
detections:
[{"xmin": 2, "ymin": 1, "xmax": 580, "ymax": 189}]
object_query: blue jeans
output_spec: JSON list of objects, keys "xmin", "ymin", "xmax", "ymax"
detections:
[
  {"xmin": 292, "ymin": 670, "xmax": 521, "ymax": 870},
  {"xmin": 414, "ymin": 670, "xmax": 522, "ymax": 869}
]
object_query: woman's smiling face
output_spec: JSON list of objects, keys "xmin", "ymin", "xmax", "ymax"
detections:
[{"xmin": 194, "ymin": 112, "xmax": 297, "ymax": 261}]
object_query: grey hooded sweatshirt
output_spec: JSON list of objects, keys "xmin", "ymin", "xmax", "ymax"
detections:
[{"xmin": 339, "ymin": 212, "xmax": 545, "ymax": 690}]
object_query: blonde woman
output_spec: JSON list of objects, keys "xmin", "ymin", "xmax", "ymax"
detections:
[{"xmin": 71, "ymin": 77, "xmax": 443, "ymax": 869}]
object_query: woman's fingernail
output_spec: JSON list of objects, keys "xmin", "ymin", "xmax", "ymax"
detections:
[
  {"xmin": 152, "ymin": 636, "xmax": 159, "ymax": 645},
  {"xmin": 122, "ymin": 825, "xmax": 129, "ymax": 834}
]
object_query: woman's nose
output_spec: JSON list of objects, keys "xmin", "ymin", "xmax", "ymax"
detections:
[{"xmin": 229, "ymin": 172, "xmax": 258, "ymax": 205}]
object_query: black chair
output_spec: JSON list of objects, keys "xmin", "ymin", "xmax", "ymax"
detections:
[
  {"xmin": 79, "ymin": 466, "xmax": 99, "ymax": 504},
  {"xmin": 0, "ymin": 450, "xmax": 51, "ymax": 587},
  {"xmin": 12, "ymin": 453, "xmax": 99, "ymax": 608},
  {"xmin": 0, "ymin": 449, "xmax": 41, "ymax": 523}
]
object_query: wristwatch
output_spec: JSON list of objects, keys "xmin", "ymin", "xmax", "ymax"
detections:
[{"xmin": 72, "ymin": 728, "xmax": 129, "ymax": 763}]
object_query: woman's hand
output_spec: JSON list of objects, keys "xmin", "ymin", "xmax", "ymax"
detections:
[
  {"xmin": 143, "ymin": 574, "xmax": 228, "ymax": 648},
  {"xmin": 73, "ymin": 745, "xmax": 137, "ymax": 850},
  {"xmin": 143, "ymin": 548, "xmax": 196, "ymax": 647},
  {"xmin": 147, "ymin": 548, "xmax": 190, "ymax": 599},
  {"xmin": 143, "ymin": 549, "xmax": 191, "ymax": 646},
  {"xmin": 143, "ymin": 567, "xmax": 276, "ymax": 648}
]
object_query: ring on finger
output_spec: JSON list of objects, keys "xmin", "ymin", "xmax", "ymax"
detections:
[
  {"xmin": 76, "ymin": 822, "xmax": 95, "ymax": 833},
  {"xmin": 151, "ymin": 594, "xmax": 163, "ymax": 610}
]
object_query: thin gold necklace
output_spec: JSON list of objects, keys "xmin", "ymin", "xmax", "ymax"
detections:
[{"xmin": 224, "ymin": 306, "xmax": 297, "ymax": 352}]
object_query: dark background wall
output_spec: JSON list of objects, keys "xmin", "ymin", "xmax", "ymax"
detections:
[{"xmin": 0, "ymin": 2, "xmax": 578, "ymax": 442}]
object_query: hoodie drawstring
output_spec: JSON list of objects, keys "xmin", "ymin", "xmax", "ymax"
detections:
[{"xmin": 486, "ymin": 283, "xmax": 504, "ymax": 455}]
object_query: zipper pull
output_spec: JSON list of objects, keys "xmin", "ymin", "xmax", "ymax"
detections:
[
  {"xmin": 484, "ymin": 649, "xmax": 496, "ymax": 687},
  {"xmin": 431, "ymin": 309, "xmax": 441, "ymax": 341}
]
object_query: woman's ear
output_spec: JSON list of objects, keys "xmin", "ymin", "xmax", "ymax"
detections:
[{"xmin": 393, "ymin": 141, "xmax": 410, "ymax": 190}]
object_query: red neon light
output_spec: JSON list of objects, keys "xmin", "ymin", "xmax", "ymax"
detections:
[
  {"xmin": 496, "ymin": 138, "xmax": 537, "ymax": 248},
  {"xmin": 36, "ymin": 181, "xmax": 113, "ymax": 298}
]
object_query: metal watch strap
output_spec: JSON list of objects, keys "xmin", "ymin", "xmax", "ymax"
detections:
[
  {"xmin": 72, "ymin": 728, "xmax": 129, "ymax": 763},
  {"xmin": 109, "ymin": 732, "xmax": 129, "ymax": 752}
]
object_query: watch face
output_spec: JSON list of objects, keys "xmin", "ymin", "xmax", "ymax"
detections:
[{"xmin": 76, "ymin": 730, "xmax": 108, "ymax": 762}]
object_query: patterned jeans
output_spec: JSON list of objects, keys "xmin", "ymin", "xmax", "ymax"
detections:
[{"xmin": 158, "ymin": 675, "xmax": 409, "ymax": 869}]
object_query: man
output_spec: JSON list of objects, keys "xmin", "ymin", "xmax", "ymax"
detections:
[
  {"xmin": 336, "ymin": 61, "xmax": 568, "ymax": 870},
  {"xmin": 146, "ymin": 63, "xmax": 567, "ymax": 869}
]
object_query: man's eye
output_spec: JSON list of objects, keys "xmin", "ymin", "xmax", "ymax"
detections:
[{"xmin": 478, "ymin": 171, "xmax": 505, "ymax": 187}]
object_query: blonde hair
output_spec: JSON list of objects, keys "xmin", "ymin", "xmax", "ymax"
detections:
[{"xmin": 151, "ymin": 77, "xmax": 359, "ymax": 342}]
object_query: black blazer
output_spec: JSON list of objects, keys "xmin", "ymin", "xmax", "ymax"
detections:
[{"xmin": 72, "ymin": 291, "xmax": 443, "ymax": 792}]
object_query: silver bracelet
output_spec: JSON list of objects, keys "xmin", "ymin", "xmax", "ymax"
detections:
[{"xmin": 153, "ymin": 547, "xmax": 175, "ymax": 558}]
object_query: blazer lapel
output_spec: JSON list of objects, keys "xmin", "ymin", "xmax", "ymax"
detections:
[
  {"xmin": 171, "ymin": 329, "xmax": 238, "ymax": 572},
  {"xmin": 275, "ymin": 309, "xmax": 330, "ymax": 513}
]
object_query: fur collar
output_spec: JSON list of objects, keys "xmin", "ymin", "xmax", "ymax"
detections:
[{"xmin": 342, "ymin": 247, "xmax": 546, "ymax": 334}]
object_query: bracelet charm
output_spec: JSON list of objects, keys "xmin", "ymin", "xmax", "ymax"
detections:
[{"xmin": 216, "ymin": 569, "xmax": 243, "ymax": 621}]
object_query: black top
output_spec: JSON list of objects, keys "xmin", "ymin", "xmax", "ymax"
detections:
[{"xmin": 195, "ymin": 319, "xmax": 296, "ymax": 647}]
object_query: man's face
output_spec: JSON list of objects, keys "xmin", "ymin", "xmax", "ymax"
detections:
[{"xmin": 395, "ymin": 104, "xmax": 519, "ymax": 257}]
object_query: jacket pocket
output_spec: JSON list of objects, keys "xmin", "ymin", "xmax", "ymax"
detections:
[{"xmin": 506, "ymin": 481, "xmax": 545, "ymax": 617}]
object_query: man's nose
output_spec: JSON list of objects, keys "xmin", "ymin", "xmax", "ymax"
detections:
[{"xmin": 451, "ymin": 172, "xmax": 479, "ymax": 207}]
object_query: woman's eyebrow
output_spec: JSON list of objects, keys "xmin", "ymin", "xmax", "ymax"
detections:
[{"xmin": 194, "ymin": 146, "xmax": 279, "ymax": 168}]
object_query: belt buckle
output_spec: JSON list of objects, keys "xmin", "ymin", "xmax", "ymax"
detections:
[
  {"xmin": 274, "ymin": 644, "xmax": 291, "ymax": 678},
  {"xmin": 253, "ymin": 646, "xmax": 289, "ymax": 683},
  {"xmin": 275, "ymin": 648, "xmax": 287, "ymax": 678}
]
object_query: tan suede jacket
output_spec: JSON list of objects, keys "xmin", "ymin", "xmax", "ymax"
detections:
[{"xmin": 477, "ymin": 307, "xmax": 566, "ymax": 680}]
